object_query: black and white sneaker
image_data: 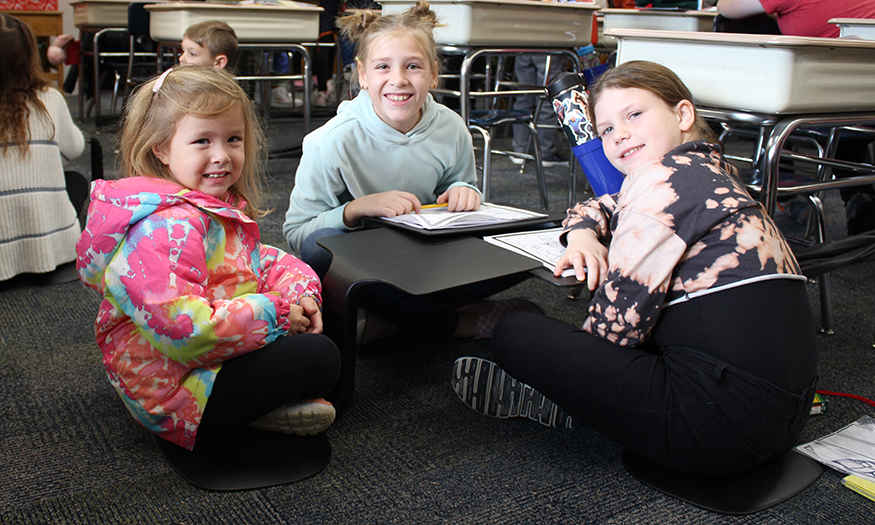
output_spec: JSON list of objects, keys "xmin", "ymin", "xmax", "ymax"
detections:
[{"xmin": 451, "ymin": 357, "xmax": 579, "ymax": 429}]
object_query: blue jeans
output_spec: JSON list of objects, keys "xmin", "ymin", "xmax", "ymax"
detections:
[
  {"xmin": 302, "ymin": 228, "xmax": 527, "ymax": 336},
  {"xmin": 512, "ymin": 55, "xmax": 566, "ymax": 156}
]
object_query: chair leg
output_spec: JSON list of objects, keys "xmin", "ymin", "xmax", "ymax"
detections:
[
  {"xmin": 110, "ymin": 70, "xmax": 121, "ymax": 115},
  {"xmin": 526, "ymin": 121, "xmax": 549, "ymax": 209},
  {"xmin": 469, "ymin": 124, "xmax": 491, "ymax": 201},
  {"xmin": 807, "ymin": 194, "xmax": 835, "ymax": 334}
]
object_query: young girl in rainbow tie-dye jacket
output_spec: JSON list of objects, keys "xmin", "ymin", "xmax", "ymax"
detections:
[{"xmin": 76, "ymin": 66, "xmax": 341, "ymax": 451}]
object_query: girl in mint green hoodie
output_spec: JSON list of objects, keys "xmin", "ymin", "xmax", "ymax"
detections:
[{"xmin": 284, "ymin": 1, "xmax": 546, "ymax": 342}]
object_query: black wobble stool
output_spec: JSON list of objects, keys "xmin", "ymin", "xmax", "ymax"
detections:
[
  {"xmin": 622, "ymin": 449, "xmax": 825, "ymax": 515},
  {"xmin": 152, "ymin": 427, "xmax": 331, "ymax": 492}
]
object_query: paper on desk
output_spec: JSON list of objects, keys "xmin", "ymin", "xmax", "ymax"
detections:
[
  {"xmin": 381, "ymin": 202, "xmax": 547, "ymax": 230},
  {"xmin": 484, "ymin": 227, "xmax": 578, "ymax": 278},
  {"xmin": 796, "ymin": 415, "xmax": 875, "ymax": 484}
]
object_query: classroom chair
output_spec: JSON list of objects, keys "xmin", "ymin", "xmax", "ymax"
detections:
[
  {"xmin": 462, "ymin": 55, "xmax": 550, "ymax": 209},
  {"xmin": 122, "ymin": 2, "xmax": 161, "ymax": 109}
]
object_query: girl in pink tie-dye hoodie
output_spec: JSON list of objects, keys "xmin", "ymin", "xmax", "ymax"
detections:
[{"xmin": 76, "ymin": 66, "xmax": 340, "ymax": 451}]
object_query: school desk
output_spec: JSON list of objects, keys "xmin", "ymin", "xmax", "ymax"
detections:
[
  {"xmin": 316, "ymin": 220, "xmax": 568, "ymax": 416},
  {"xmin": 146, "ymin": 1, "xmax": 324, "ymax": 134},
  {"xmin": 598, "ymin": 8, "xmax": 716, "ymax": 48}
]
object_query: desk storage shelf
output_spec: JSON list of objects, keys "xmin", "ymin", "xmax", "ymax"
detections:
[
  {"xmin": 599, "ymin": 8, "xmax": 715, "ymax": 48},
  {"xmin": 380, "ymin": 0, "xmax": 598, "ymax": 47},
  {"xmin": 72, "ymin": 0, "xmax": 137, "ymax": 28},
  {"xmin": 608, "ymin": 28, "xmax": 875, "ymax": 114},
  {"xmin": 830, "ymin": 18, "xmax": 875, "ymax": 40},
  {"xmin": 146, "ymin": 1, "xmax": 322, "ymax": 43}
]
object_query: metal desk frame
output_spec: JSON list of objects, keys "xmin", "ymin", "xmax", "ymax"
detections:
[
  {"xmin": 432, "ymin": 46, "xmax": 581, "ymax": 206},
  {"xmin": 700, "ymin": 107, "xmax": 875, "ymax": 333}
]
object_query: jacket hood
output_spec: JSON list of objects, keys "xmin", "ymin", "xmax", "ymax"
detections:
[
  {"xmin": 76, "ymin": 176, "xmax": 252, "ymax": 292},
  {"xmin": 336, "ymin": 90, "xmax": 442, "ymax": 145}
]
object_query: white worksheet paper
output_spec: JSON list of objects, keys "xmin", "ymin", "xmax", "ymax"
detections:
[
  {"xmin": 484, "ymin": 227, "xmax": 577, "ymax": 278},
  {"xmin": 796, "ymin": 415, "xmax": 875, "ymax": 483},
  {"xmin": 381, "ymin": 202, "xmax": 547, "ymax": 230}
]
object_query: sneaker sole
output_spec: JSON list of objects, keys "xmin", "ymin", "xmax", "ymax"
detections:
[
  {"xmin": 249, "ymin": 402, "xmax": 336, "ymax": 436},
  {"xmin": 452, "ymin": 357, "xmax": 578, "ymax": 429}
]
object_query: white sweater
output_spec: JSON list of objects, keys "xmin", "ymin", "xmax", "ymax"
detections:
[{"xmin": 0, "ymin": 88, "xmax": 85, "ymax": 280}]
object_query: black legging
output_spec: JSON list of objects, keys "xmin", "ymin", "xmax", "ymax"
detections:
[
  {"xmin": 197, "ymin": 333, "xmax": 341, "ymax": 440},
  {"xmin": 490, "ymin": 278, "xmax": 818, "ymax": 475}
]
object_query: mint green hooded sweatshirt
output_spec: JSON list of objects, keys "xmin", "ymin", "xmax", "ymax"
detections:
[{"xmin": 283, "ymin": 91, "xmax": 479, "ymax": 253}]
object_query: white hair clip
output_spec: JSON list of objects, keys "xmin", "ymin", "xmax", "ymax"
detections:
[{"xmin": 152, "ymin": 68, "xmax": 173, "ymax": 93}]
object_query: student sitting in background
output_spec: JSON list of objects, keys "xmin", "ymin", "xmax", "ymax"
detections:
[
  {"xmin": 0, "ymin": 14, "xmax": 86, "ymax": 281},
  {"xmin": 179, "ymin": 20, "xmax": 238, "ymax": 69}
]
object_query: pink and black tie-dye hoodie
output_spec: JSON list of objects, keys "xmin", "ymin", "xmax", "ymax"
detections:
[
  {"xmin": 562, "ymin": 141, "xmax": 805, "ymax": 347},
  {"xmin": 76, "ymin": 177, "xmax": 321, "ymax": 450}
]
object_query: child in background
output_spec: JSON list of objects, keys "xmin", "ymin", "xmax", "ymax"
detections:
[
  {"xmin": 0, "ymin": 14, "xmax": 86, "ymax": 281},
  {"xmin": 283, "ymin": 0, "xmax": 546, "ymax": 342},
  {"xmin": 76, "ymin": 66, "xmax": 341, "ymax": 451},
  {"xmin": 179, "ymin": 20, "xmax": 238, "ymax": 69},
  {"xmin": 452, "ymin": 61, "xmax": 818, "ymax": 476}
]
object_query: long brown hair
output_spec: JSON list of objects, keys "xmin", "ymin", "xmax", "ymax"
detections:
[
  {"xmin": 338, "ymin": 0, "xmax": 442, "ymax": 90},
  {"xmin": 118, "ymin": 66, "xmax": 268, "ymax": 218},
  {"xmin": 0, "ymin": 13, "xmax": 53, "ymax": 157},
  {"xmin": 588, "ymin": 60, "xmax": 717, "ymax": 144}
]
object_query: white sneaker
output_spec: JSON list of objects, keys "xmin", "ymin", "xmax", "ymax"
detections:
[
  {"xmin": 313, "ymin": 90, "xmax": 330, "ymax": 107},
  {"xmin": 248, "ymin": 400, "xmax": 336, "ymax": 436},
  {"xmin": 510, "ymin": 153, "xmax": 568, "ymax": 167},
  {"xmin": 271, "ymin": 86, "xmax": 297, "ymax": 108}
]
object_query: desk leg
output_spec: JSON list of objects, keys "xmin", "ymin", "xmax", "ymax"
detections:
[{"xmin": 321, "ymin": 268, "xmax": 372, "ymax": 417}]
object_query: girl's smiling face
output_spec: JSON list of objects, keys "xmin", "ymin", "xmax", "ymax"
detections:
[
  {"xmin": 357, "ymin": 32, "xmax": 439, "ymax": 134},
  {"xmin": 152, "ymin": 107, "xmax": 245, "ymax": 199},
  {"xmin": 595, "ymin": 86, "xmax": 695, "ymax": 175}
]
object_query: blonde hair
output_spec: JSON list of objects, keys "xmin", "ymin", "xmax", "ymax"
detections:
[
  {"xmin": 338, "ymin": 0, "xmax": 442, "ymax": 90},
  {"xmin": 183, "ymin": 20, "xmax": 238, "ymax": 64},
  {"xmin": 588, "ymin": 60, "xmax": 718, "ymax": 144},
  {"xmin": 118, "ymin": 65, "xmax": 267, "ymax": 217}
]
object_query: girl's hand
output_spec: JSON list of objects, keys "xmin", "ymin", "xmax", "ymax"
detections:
[
  {"xmin": 299, "ymin": 296, "xmax": 323, "ymax": 334},
  {"xmin": 554, "ymin": 229, "xmax": 609, "ymax": 291},
  {"xmin": 436, "ymin": 186, "xmax": 481, "ymax": 212},
  {"xmin": 343, "ymin": 191, "xmax": 422, "ymax": 227},
  {"xmin": 287, "ymin": 303, "xmax": 312, "ymax": 335}
]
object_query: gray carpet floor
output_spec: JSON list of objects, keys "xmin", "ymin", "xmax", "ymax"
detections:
[{"xmin": 1, "ymin": 96, "xmax": 874, "ymax": 524}]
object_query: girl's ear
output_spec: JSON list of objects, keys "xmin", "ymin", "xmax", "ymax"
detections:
[
  {"xmin": 152, "ymin": 143, "xmax": 170, "ymax": 166},
  {"xmin": 675, "ymin": 99, "xmax": 696, "ymax": 134},
  {"xmin": 430, "ymin": 60, "xmax": 439, "ymax": 89},
  {"xmin": 356, "ymin": 57, "xmax": 367, "ymax": 90}
]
